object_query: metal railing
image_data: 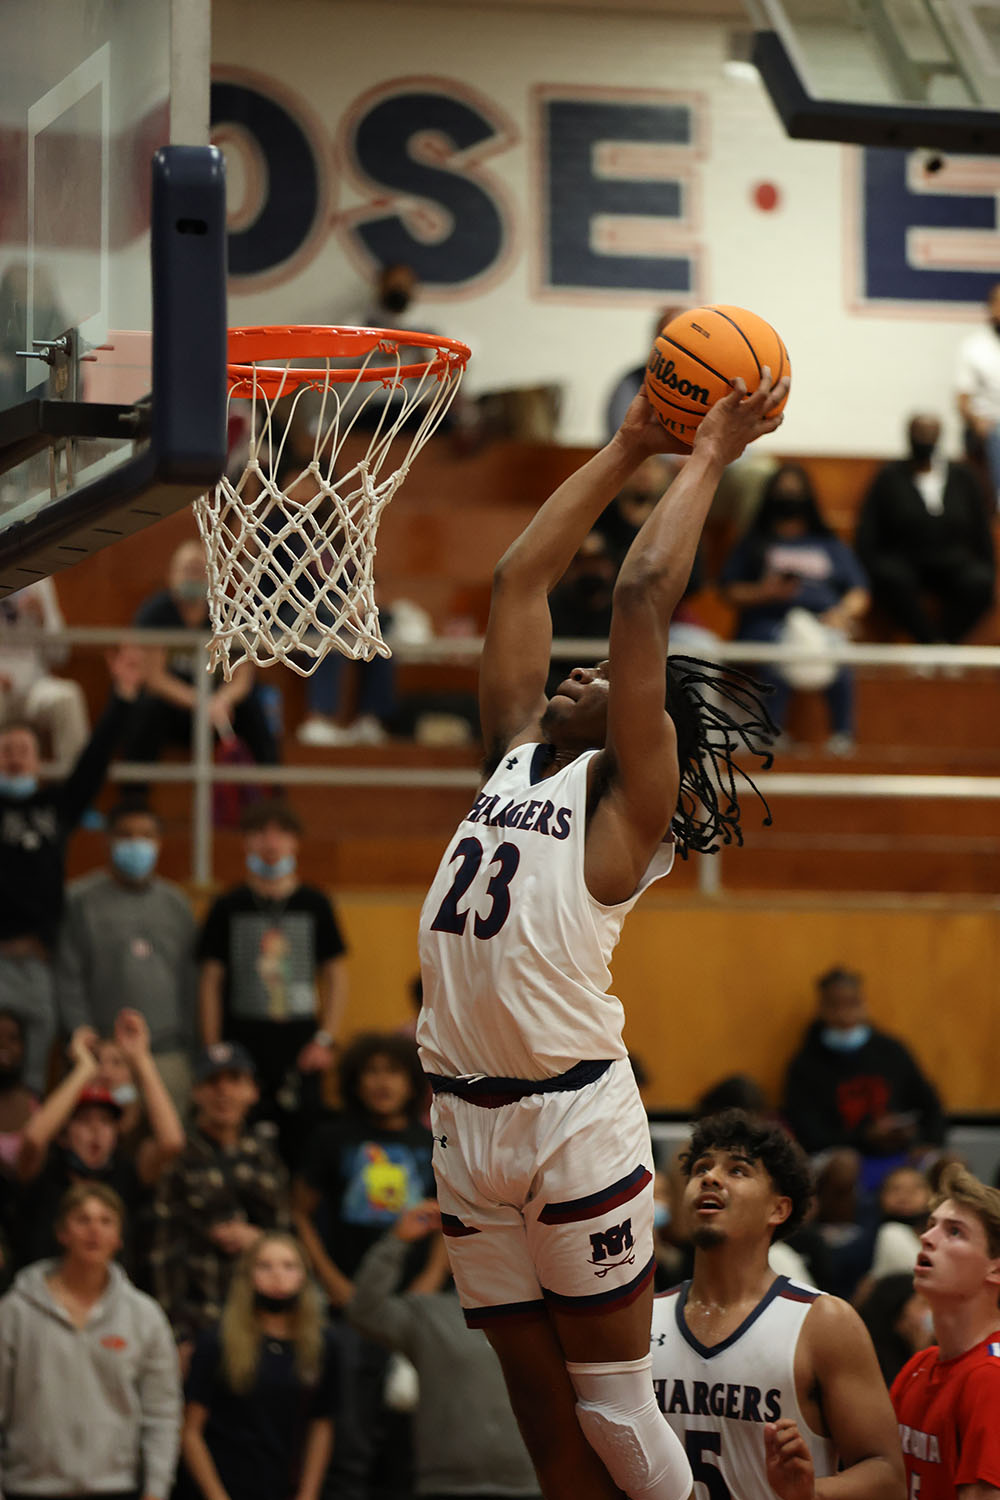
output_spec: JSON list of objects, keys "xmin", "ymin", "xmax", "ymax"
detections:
[{"xmin": 18, "ymin": 625, "xmax": 1000, "ymax": 890}]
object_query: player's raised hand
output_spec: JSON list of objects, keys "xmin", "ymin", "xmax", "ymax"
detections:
[
  {"xmin": 765, "ymin": 1419, "xmax": 816, "ymax": 1500},
  {"xmin": 693, "ymin": 368, "xmax": 790, "ymax": 469},
  {"xmin": 616, "ymin": 388, "xmax": 696, "ymax": 458}
]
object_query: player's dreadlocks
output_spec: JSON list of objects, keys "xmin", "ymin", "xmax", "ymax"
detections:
[{"xmin": 665, "ymin": 654, "xmax": 776, "ymax": 857}]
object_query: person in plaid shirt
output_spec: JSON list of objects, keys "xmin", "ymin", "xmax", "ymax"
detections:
[{"xmin": 151, "ymin": 1042, "xmax": 290, "ymax": 1357}]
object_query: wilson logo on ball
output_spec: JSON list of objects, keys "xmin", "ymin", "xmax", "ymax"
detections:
[{"xmin": 646, "ymin": 351, "xmax": 710, "ymax": 407}]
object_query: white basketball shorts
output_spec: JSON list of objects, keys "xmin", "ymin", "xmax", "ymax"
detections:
[{"xmin": 430, "ymin": 1057, "xmax": 655, "ymax": 1329}]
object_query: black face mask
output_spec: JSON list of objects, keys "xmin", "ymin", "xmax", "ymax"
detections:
[
  {"xmin": 910, "ymin": 441, "xmax": 936, "ymax": 465},
  {"xmin": 770, "ymin": 496, "xmax": 808, "ymax": 522},
  {"xmin": 0, "ymin": 1063, "xmax": 22, "ymax": 1091},
  {"xmin": 884, "ymin": 1210, "xmax": 929, "ymax": 1231},
  {"xmin": 992, "ymin": 319, "xmax": 1000, "ymax": 338},
  {"xmin": 254, "ymin": 1289, "xmax": 301, "ymax": 1314},
  {"xmin": 382, "ymin": 287, "xmax": 411, "ymax": 315},
  {"xmin": 64, "ymin": 1150, "xmax": 115, "ymax": 1179}
]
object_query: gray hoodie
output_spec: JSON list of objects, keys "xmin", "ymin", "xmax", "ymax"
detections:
[
  {"xmin": 348, "ymin": 1233, "xmax": 540, "ymax": 1498},
  {"xmin": 0, "ymin": 1260, "xmax": 182, "ymax": 1497}
]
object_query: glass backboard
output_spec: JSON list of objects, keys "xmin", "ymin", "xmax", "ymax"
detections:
[
  {"xmin": 0, "ymin": 0, "xmax": 227, "ymax": 598},
  {"xmin": 745, "ymin": 0, "xmax": 1000, "ymax": 150}
]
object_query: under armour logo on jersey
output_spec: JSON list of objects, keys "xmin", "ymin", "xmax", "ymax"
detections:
[
  {"xmin": 588, "ymin": 1218, "xmax": 636, "ymax": 1276},
  {"xmin": 651, "ymin": 1332, "xmax": 667, "ymax": 1347},
  {"xmin": 506, "ymin": 757, "xmax": 518, "ymax": 769},
  {"xmin": 433, "ymin": 1133, "xmax": 448, "ymax": 1149}
]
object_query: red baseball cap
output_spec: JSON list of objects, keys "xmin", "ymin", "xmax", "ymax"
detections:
[{"xmin": 73, "ymin": 1086, "xmax": 124, "ymax": 1119}]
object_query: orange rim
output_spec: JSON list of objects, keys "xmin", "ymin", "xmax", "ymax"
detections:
[{"xmin": 226, "ymin": 323, "xmax": 471, "ymax": 397}]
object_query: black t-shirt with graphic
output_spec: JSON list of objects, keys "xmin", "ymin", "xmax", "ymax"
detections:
[
  {"xmin": 196, "ymin": 884, "xmax": 347, "ymax": 1088},
  {"xmin": 302, "ymin": 1115, "xmax": 435, "ymax": 1278}
]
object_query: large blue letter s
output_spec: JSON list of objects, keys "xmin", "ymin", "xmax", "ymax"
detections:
[{"xmin": 347, "ymin": 87, "xmax": 508, "ymax": 286}]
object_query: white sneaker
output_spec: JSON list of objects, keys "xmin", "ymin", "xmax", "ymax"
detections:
[
  {"xmin": 825, "ymin": 733, "xmax": 856, "ymax": 757},
  {"xmin": 350, "ymin": 714, "xmax": 389, "ymax": 745},
  {"xmin": 296, "ymin": 716, "xmax": 351, "ymax": 747}
]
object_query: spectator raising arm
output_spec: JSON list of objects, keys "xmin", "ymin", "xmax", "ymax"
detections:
[
  {"xmin": 292, "ymin": 1178, "xmax": 355, "ymax": 1310},
  {"xmin": 17, "ymin": 1025, "xmax": 98, "ymax": 1180},
  {"xmin": 347, "ymin": 1201, "xmax": 442, "ymax": 1352},
  {"xmin": 114, "ymin": 1009, "xmax": 186, "ymax": 1183},
  {"xmin": 55, "ymin": 647, "xmax": 147, "ymax": 829}
]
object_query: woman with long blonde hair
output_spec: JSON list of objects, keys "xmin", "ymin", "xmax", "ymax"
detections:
[{"xmin": 182, "ymin": 1233, "xmax": 337, "ymax": 1500}]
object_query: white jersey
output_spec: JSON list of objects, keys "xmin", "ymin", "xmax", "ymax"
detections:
[
  {"xmin": 651, "ymin": 1277, "xmax": 838, "ymax": 1500},
  {"xmin": 417, "ymin": 744, "xmax": 673, "ymax": 1079},
  {"xmin": 956, "ymin": 325, "xmax": 1000, "ymax": 423}
]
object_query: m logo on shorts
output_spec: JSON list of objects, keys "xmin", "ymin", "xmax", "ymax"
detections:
[{"xmin": 588, "ymin": 1218, "xmax": 636, "ymax": 1276}]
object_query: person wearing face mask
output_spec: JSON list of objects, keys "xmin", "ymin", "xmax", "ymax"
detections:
[
  {"xmin": 782, "ymin": 967, "xmax": 945, "ymax": 1175},
  {"xmin": 12, "ymin": 1014, "xmax": 185, "ymax": 1274},
  {"xmin": 0, "ymin": 645, "xmax": 146, "ymax": 1095},
  {"xmin": 181, "ymin": 1233, "xmax": 336, "ymax": 1500},
  {"xmin": 55, "ymin": 801, "xmax": 197, "ymax": 1115},
  {"xmin": 956, "ymin": 281, "xmax": 1000, "ymax": 509},
  {"xmin": 856, "ymin": 414, "xmax": 995, "ymax": 644},
  {"xmin": 720, "ymin": 465, "xmax": 870, "ymax": 754},
  {"xmin": 197, "ymin": 799, "xmax": 348, "ymax": 1164},
  {"xmin": 123, "ymin": 538, "xmax": 280, "ymax": 773},
  {"xmin": 869, "ymin": 1166, "xmax": 934, "ymax": 1279}
]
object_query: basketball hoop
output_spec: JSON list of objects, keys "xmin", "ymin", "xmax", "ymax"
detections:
[{"xmin": 193, "ymin": 324, "xmax": 471, "ymax": 680}]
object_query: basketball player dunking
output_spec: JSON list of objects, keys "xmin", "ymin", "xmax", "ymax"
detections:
[
  {"xmin": 417, "ymin": 375, "xmax": 788, "ymax": 1500},
  {"xmin": 652, "ymin": 1110, "xmax": 904, "ymax": 1500}
]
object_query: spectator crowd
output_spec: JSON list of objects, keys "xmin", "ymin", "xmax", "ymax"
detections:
[{"xmin": 0, "ymin": 740, "xmax": 987, "ymax": 1500}]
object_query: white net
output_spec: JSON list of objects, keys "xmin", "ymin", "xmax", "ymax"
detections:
[{"xmin": 194, "ymin": 327, "xmax": 469, "ymax": 679}]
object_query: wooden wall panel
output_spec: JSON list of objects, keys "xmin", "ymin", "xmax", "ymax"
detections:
[{"xmin": 332, "ymin": 893, "xmax": 1000, "ymax": 1114}]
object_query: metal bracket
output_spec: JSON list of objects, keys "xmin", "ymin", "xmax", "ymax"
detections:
[
  {"xmin": 15, "ymin": 335, "xmax": 72, "ymax": 366},
  {"xmin": 0, "ymin": 398, "xmax": 152, "ymax": 480}
]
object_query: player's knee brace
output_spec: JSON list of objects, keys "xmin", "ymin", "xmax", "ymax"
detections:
[{"xmin": 566, "ymin": 1354, "xmax": 692, "ymax": 1500}]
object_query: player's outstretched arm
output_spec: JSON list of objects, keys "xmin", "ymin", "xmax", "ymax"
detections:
[
  {"xmin": 479, "ymin": 402, "xmax": 686, "ymax": 758},
  {"xmin": 806, "ymin": 1297, "xmax": 906, "ymax": 1500},
  {"xmin": 586, "ymin": 376, "xmax": 786, "ymax": 900}
]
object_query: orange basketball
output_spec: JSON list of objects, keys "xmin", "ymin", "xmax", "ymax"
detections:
[{"xmin": 643, "ymin": 304, "xmax": 790, "ymax": 446}]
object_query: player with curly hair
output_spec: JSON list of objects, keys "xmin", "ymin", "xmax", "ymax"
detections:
[
  {"xmin": 651, "ymin": 1110, "xmax": 904, "ymax": 1500},
  {"xmin": 417, "ymin": 378, "xmax": 788, "ymax": 1500}
]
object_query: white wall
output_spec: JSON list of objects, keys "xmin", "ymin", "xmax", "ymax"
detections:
[{"xmin": 212, "ymin": 0, "xmax": 999, "ymax": 456}]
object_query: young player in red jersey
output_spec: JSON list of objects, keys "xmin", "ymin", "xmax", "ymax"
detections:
[{"xmin": 891, "ymin": 1164, "xmax": 1000, "ymax": 1500}]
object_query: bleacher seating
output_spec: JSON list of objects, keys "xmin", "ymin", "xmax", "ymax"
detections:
[{"xmin": 54, "ymin": 438, "xmax": 1000, "ymax": 895}]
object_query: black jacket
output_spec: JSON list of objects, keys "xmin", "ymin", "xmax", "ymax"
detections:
[
  {"xmin": 856, "ymin": 460, "xmax": 995, "ymax": 572},
  {"xmin": 782, "ymin": 1021, "xmax": 945, "ymax": 1155},
  {"xmin": 0, "ymin": 694, "xmax": 134, "ymax": 948}
]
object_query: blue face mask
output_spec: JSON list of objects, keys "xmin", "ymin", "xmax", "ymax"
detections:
[
  {"xmin": 247, "ymin": 852, "xmax": 297, "ymax": 881},
  {"xmin": 0, "ymin": 774, "xmax": 38, "ymax": 800},
  {"xmin": 174, "ymin": 578, "xmax": 206, "ymax": 603},
  {"xmin": 653, "ymin": 1200, "xmax": 671, "ymax": 1230},
  {"xmin": 821, "ymin": 1024, "xmax": 872, "ymax": 1053},
  {"xmin": 111, "ymin": 837, "xmax": 159, "ymax": 882}
]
